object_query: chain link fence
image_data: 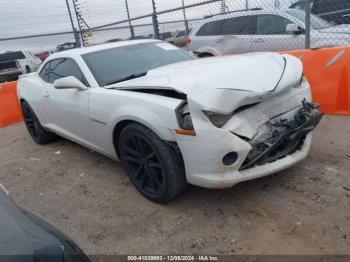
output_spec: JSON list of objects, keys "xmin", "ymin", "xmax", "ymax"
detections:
[{"xmin": 1, "ymin": 0, "xmax": 350, "ymax": 82}]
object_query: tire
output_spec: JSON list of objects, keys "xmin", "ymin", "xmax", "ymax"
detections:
[
  {"xmin": 119, "ymin": 123, "xmax": 187, "ymax": 203},
  {"xmin": 21, "ymin": 101, "xmax": 57, "ymax": 144},
  {"xmin": 198, "ymin": 52, "xmax": 214, "ymax": 58}
]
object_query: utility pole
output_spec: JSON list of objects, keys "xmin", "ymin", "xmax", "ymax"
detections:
[
  {"xmin": 151, "ymin": 0, "xmax": 160, "ymax": 39},
  {"xmin": 125, "ymin": 0, "xmax": 135, "ymax": 39},
  {"xmin": 245, "ymin": 0, "xmax": 249, "ymax": 10},
  {"xmin": 305, "ymin": 0, "xmax": 311, "ymax": 48},
  {"xmin": 182, "ymin": 0, "xmax": 190, "ymax": 35},
  {"xmin": 65, "ymin": 0, "xmax": 81, "ymax": 47},
  {"xmin": 72, "ymin": 0, "xmax": 85, "ymax": 46}
]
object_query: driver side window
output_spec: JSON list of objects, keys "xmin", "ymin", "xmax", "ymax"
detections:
[
  {"xmin": 257, "ymin": 15, "xmax": 294, "ymax": 35},
  {"xmin": 39, "ymin": 58, "xmax": 89, "ymax": 87}
]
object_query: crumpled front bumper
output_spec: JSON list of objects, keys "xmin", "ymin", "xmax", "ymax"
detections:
[
  {"xmin": 175, "ymin": 100, "xmax": 323, "ymax": 189},
  {"xmin": 241, "ymin": 101, "xmax": 323, "ymax": 170}
]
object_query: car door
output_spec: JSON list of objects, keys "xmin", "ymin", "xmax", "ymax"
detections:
[
  {"xmin": 39, "ymin": 58, "xmax": 93, "ymax": 145},
  {"xmin": 252, "ymin": 14, "xmax": 305, "ymax": 52},
  {"xmin": 194, "ymin": 19, "xmax": 224, "ymax": 55},
  {"xmin": 219, "ymin": 15, "xmax": 255, "ymax": 54}
]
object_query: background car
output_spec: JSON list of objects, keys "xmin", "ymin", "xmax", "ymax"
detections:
[
  {"xmin": 0, "ymin": 51, "xmax": 42, "ymax": 83},
  {"xmin": 187, "ymin": 8, "xmax": 350, "ymax": 56},
  {"xmin": 0, "ymin": 183, "xmax": 90, "ymax": 261},
  {"xmin": 159, "ymin": 31, "xmax": 173, "ymax": 40},
  {"xmin": 166, "ymin": 29, "xmax": 191, "ymax": 47},
  {"xmin": 290, "ymin": 0, "xmax": 350, "ymax": 25},
  {"xmin": 56, "ymin": 42, "xmax": 77, "ymax": 52}
]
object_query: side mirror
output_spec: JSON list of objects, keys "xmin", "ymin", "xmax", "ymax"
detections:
[
  {"xmin": 286, "ymin": 24, "xmax": 303, "ymax": 35},
  {"xmin": 53, "ymin": 76, "xmax": 87, "ymax": 91}
]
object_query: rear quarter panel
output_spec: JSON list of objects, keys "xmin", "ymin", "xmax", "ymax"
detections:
[{"xmin": 18, "ymin": 74, "xmax": 47, "ymax": 124}]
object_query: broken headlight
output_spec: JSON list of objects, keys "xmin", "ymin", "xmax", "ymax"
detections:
[
  {"xmin": 203, "ymin": 103, "xmax": 259, "ymax": 128},
  {"xmin": 176, "ymin": 102, "xmax": 194, "ymax": 131},
  {"xmin": 203, "ymin": 111, "xmax": 234, "ymax": 128}
]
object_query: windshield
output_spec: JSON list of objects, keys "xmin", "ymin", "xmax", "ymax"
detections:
[
  {"xmin": 83, "ymin": 42, "xmax": 195, "ymax": 87},
  {"xmin": 286, "ymin": 9, "xmax": 333, "ymax": 30}
]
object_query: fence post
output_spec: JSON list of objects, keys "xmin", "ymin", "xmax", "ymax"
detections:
[
  {"xmin": 125, "ymin": 0, "xmax": 135, "ymax": 39},
  {"xmin": 221, "ymin": 0, "xmax": 226, "ymax": 13},
  {"xmin": 182, "ymin": 0, "xmax": 190, "ymax": 35},
  {"xmin": 72, "ymin": 0, "xmax": 86, "ymax": 46},
  {"xmin": 305, "ymin": 0, "xmax": 311, "ymax": 49},
  {"xmin": 65, "ymin": 0, "xmax": 81, "ymax": 48},
  {"xmin": 151, "ymin": 0, "xmax": 160, "ymax": 39}
]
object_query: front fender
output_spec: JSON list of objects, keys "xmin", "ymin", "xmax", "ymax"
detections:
[
  {"xmin": 108, "ymin": 104, "xmax": 177, "ymax": 142},
  {"xmin": 88, "ymin": 89, "xmax": 182, "ymax": 158}
]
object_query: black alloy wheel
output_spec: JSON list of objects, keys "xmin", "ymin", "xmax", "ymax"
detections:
[
  {"xmin": 119, "ymin": 124, "xmax": 187, "ymax": 203},
  {"xmin": 124, "ymin": 134, "xmax": 164, "ymax": 195},
  {"xmin": 21, "ymin": 101, "xmax": 56, "ymax": 144}
]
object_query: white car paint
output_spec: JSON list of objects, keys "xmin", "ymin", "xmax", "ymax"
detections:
[
  {"xmin": 18, "ymin": 40, "xmax": 318, "ymax": 189},
  {"xmin": 188, "ymin": 9, "xmax": 350, "ymax": 56}
]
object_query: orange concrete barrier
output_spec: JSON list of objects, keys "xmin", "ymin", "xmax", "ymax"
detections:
[
  {"xmin": 282, "ymin": 47, "xmax": 350, "ymax": 116},
  {"xmin": 0, "ymin": 81, "xmax": 23, "ymax": 128}
]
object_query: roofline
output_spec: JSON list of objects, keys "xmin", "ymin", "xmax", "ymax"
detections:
[
  {"xmin": 49, "ymin": 39, "xmax": 161, "ymax": 58},
  {"xmin": 197, "ymin": 8, "xmax": 300, "ymax": 23}
]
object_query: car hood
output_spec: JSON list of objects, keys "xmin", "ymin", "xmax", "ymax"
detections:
[
  {"xmin": 317, "ymin": 24, "xmax": 350, "ymax": 34},
  {"xmin": 110, "ymin": 53, "xmax": 302, "ymax": 94},
  {"xmin": 110, "ymin": 52, "xmax": 303, "ymax": 114}
]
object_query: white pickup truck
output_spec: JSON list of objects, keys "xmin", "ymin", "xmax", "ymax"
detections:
[{"xmin": 0, "ymin": 51, "xmax": 42, "ymax": 83}]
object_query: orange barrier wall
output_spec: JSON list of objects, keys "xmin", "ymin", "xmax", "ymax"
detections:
[
  {"xmin": 282, "ymin": 47, "xmax": 350, "ymax": 116},
  {"xmin": 0, "ymin": 81, "xmax": 23, "ymax": 128}
]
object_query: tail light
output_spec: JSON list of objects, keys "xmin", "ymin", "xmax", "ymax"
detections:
[{"xmin": 186, "ymin": 37, "xmax": 192, "ymax": 47}]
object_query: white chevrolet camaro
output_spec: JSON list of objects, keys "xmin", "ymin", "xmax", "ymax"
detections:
[{"xmin": 18, "ymin": 40, "xmax": 323, "ymax": 203}]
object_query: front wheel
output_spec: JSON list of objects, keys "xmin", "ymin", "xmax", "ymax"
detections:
[
  {"xmin": 119, "ymin": 123, "xmax": 187, "ymax": 203},
  {"xmin": 21, "ymin": 101, "xmax": 57, "ymax": 144}
]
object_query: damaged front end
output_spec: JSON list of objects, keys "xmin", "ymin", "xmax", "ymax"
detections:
[{"xmin": 240, "ymin": 100, "xmax": 323, "ymax": 170}]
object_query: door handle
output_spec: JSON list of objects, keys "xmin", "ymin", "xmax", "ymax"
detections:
[
  {"xmin": 43, "ymin": 92, "xmax": 50, "ymax": 98},
  {"xmin": 254, "ymin": 38, "xmax": 264, "ymax": 43},
  {"xmin": 215, "ymin": 38, "xmax": 225, "ymax": 44},
  {"xmin": 342, "ymin": 14, "xmax": 350, "ymax": 17}
]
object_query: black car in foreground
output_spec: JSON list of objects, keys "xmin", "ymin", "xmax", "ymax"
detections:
[
  {"xmin": 290, "ymin": 0, "xmax": 350, "ymax": 25},
  {"xmin": 0, "ymin": 184, "xmax": 90, "ymax": 262}
]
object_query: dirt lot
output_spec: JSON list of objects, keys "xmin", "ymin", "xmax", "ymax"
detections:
[{"xmin": 0, "ymin": 116, "xmax": 349, "ymax": 255}]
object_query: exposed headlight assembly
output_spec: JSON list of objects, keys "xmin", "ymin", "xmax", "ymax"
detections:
[
  {"xmin": 203, "ymin": 103, "xmax": 260, "ymax": 128},
  {"xmin": 175, "ymin": 102, "xmax": 196, "ymax": 136},
  {"xmin": 202, "ymin": 111, "xmax": 234, "ymax": 128}
]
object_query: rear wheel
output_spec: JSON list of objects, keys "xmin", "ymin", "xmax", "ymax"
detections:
[
  {"xmin": 119, "ymin": 123, "xmax": 187, "ymax": 203},
  {"xmin": 198, "ymin": 52, "xmax": 214, "ymax": 58},
  {"xmin": 21, "ymin": 101, "xmax": 57, "ymax": 144}
]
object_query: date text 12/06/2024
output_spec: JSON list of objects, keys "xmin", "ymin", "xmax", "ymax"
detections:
[{"xmin": 127, "ymin": 255, "xmax": 220, "ymax": 261}]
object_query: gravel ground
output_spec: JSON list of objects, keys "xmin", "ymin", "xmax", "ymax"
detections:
[{"xmin": 0, "ymin": 116, "xmax": 349, "ymax": 255}]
